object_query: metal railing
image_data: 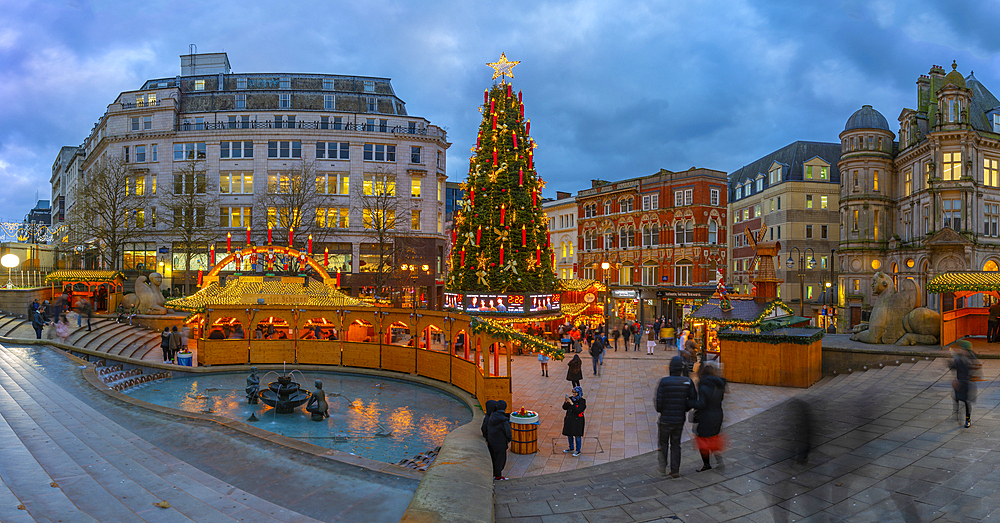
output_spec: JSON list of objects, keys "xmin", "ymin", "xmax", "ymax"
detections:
[
  {"xmin": 119, "ymin": 100, "xmax": 162, "ymax": 110},
  {"xmin": 176, "ymin": 120, "xmax": 444, "ymax": 138}
]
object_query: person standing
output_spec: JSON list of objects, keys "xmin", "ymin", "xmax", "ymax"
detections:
[
  {"xmin": 538, "ymin": 351, "xmax": 550, "ymax": 377},
  {"xmin": 562, "ymin": 386, "xmax": 586, "ymax": 456},
  {"xmin": 169, "ymin": 326, "xmax": 182, "ymax": 363},
  {"xmin": 611, "ymin": 327, "xmax": 620, "ymax": 351},
  {"xmin": 566, "ymin": 354, "xmax": 583, "ymax": 388},
  {"xmin": 989, "ymin": 301, "xmax": 1000, "ymax": 342},
  {"xmin": 31, "ymin": 309, "xmax": 45, "ymax": 340},
  {"xmin": 569, "ymin": 326, "xmax": 581, "ymax": 353},
  {"xmin": 949, "ymin": 341, "xmax": 976, "ymax": 428},
  {"xmin": 692, "ymin": 363, "xmax": 726, "ymax": 471},
  {"xmin": 622, "ymin": 323, "xmax": 631, "ymax": 352},
  {"xmin": 486, "ymin": 400, "xmax": 512, "ymax": 480},
  {"xmin": 677, "ymin": 328, "xmax": 689, "ymax": 356},
  {"xmin": 481, "ymin": 400, "xmax": 497, "ymax": 440},
  {"xmin": 634, "ymin": 324, "xmax": 643, "ymax": 351},
  {"xmin": 160, "ymin": 327, "xmax": 171, "ymax": 363},
  {"xmin": 589, "ymin": 335, "xmax": 604, "ymax": 376},
  {"xmin": 647, "ymin": 329, "xmax": 657, "ymax": 355},
  {"xmin": 654, "ymin": 356, "xmax": 698, "ymax": 477}
]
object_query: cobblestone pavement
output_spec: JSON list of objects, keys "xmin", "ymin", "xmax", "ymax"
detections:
[
  {"xmin": 505, "ymin": 346, "xmax": 802, "ymax": 478},
  {"xmin": 497, "ymin": 357, "xmax": 1000, "ymax": 522}
]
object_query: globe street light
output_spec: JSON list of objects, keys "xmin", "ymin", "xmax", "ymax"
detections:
[{"xmin": 2, "ymin": 253, "xmax": 19, "ymax": 289}]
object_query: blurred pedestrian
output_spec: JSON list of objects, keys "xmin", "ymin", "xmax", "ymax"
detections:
[
  {"xmin": 562, "ymin": 386, "xmax": 586, "ymax": 456},
  {"xmin": 990, "ymin": 301, "xmax": 1000, "ymax": 342},
  {"xmin": 487, "ymin": 400, "xmax": 511, "ymax": 480},
  {"xmin": 682, "ymin": 339, "xmax": 699, "ymax": 377},
  {"xmin": 55, "ymin": 313, "xmax": 71, "ymax": 344},
  {"xmin": 692, "ymin": 363, "xmax": 726, "ymax": 471},
  {"xmin": 589, "ymin": 335, "xmax": 604, "ymax": 375},
  {"xmin": 949, "ymin": 340, "xmax": 976, "ymax": 428},
  {"xmin": 566, "ymin": 354, "xmax": 583, "ymax": 388},
  {"xmin": 654, "ymin": 356, "xmax": 697, "ymax": 477},
  {"xmin": 611, "ymin": 327, "xmax": 620, "ymax": 351}
]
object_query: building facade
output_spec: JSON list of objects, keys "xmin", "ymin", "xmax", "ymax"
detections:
[
  {"xmin": 542, "ymin": 192, "xmax": 578, "ymax": 280},
  {"xmin": 61, "ymin": 52, "xmax": 450, "ymax": 306},
  {"xmin": 838, "ymin": 62, "xmax": 1000, "ymax": 327},
  {"xmin": 576, "ymin": 168, "xmax": 728, "ymax": 324},
  {"xmin": 728, "ymin": 141, "xmax": 841, "ymax": 320}
]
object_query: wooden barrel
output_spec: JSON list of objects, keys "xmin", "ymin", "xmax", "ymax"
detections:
[{"xmin": 510, "ymin": 422, "xmax": 538, "ymax": 454}]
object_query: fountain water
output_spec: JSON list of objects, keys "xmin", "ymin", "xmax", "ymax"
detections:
[{"xmin": 256, "ymin": 363, "xmax": 311, "ymax": 414}]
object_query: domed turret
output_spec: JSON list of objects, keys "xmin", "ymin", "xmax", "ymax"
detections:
[
  {"xmin": 944, "ymin": 60, "xmax": 965, "ymax": 88},
  {"xmin": 844, "ymin": 105, "xmax": 890, "ymax": 132}
]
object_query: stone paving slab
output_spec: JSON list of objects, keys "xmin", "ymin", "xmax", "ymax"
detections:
[{"xmin": 497, "ymin": 357, "xmax": 1000, "ymax": 522}]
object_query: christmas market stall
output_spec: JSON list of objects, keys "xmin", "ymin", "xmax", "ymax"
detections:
[
  {"xmin": 927, "ymin": 271, "xmax": 1000, "ymax": 345},
  {"xmin": 44, "ymin": 269, "xmax": 124, "ymax": 312}
]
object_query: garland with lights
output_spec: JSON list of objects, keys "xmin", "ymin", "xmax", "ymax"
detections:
[
  {"xmin": 446, "ymin": 55, "xmax": 557, "ymax": 294},
  {"xmin": 470, "ymin": 316, "xmax": 564, "ymax": 360},
  {"xmin": 717, "ymin": 326, "xmax": 824, "ymax": 345},
  {"xmin": 926, "ymin": 271, "xmax": 1000, "ymax": 294},
  {"xmin": 687, "ymin": 299, "xmax": 794, "ymax": 327}
]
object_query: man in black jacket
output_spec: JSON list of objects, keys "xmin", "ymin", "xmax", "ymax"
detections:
[{"xmin": 654, "ymin": 356, "xmax": 697, "ymax": 477}]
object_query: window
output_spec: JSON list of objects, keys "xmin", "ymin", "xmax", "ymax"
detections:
[
  {"xmin": 135, "ymin": 210, "xmax": 145, "ymax": 228},
  {"xmin": 324, "ymin": 95, "xmax": 334, "ymax": 110},
  {"xmin": 709, "ymin": 221, "xmax": 718, "ymax": 244},
  {"xmin": 220, "ymin": 141, "xmax": 253, "ymax": 159},
  {"xmin": 986, "ymin": 158, "xmax": 999, "ymax": 187},
  {"xmin": 943, "ymin": 152, "xmax": 962, "ymax": 181},
  {"xmin": 821, "ymin": 225, "xmax": 828, "ymax": 239},
  {"xmin": 279, "ymin": 94, "xmax": 290, "ymax": 109},
  {"xmin": 744, "ymin": 181, "xmax": 751, "ymax": 196},
  {"xmin": 363, "ymin": 209, "xmax": 395, "ymax": 229},
  {"xmin": 411, "ymin": 210, "xmax": 421, "ymax": 230},
  {"xmin": 366, "ymin": 97, "xmax": 377, "ymax": 112},
  {"xmin": 641, "ymin": 263, "xmax": 657, "ymax": 286},
  {"xmin": 674, "ymin": 263, "xmax": 692, "ymax": 286},
  {"xmin": 620, "ymin": 197, "xmax": 634, "ymax": 212},
  {"xmin": 151, "ymin": 144, "xmax": 157, "ymax": 162},
  {"xmin": 604, "ymin": 200, "xmax": 612, "ymax": 215},
  {"xmin": 411, "ymin": 146, "xmax": 421, "ymax": 164},
  {"xmin": 267, "ymin": 173, "xmax": 299, "ymax": 194},
  {"xmin": 904, "ymin": 169, "xmax": 912, "ymax": 195},
  {"xmin": 316, "ymin": 173, "xmax": 349, "ymax": 195},
  {"xmin": 642, "ymin": 224, "xmax": 660, "ymax": 247},
  {"xmin": 363, "ymin": 143, "xmax": 396, "ymax": 162},
  {"xmin": 754, "ymin": 204, "xmax": 761, "ymax": 217},
  {"xmin": 923, "ymin": 205, "xmax": 929, "ymax": 235},
  {"xmin": 134, "ymin": 176, "xmax": 145, "ymax": 196},
  {"xmin": 220, "ymin": 172, "xmax": 254, "ymax": 194},
  {"xmin": 777, "ymin": 196, "xmax": 781, "ymax": 210},
  {"xmin": 150, "ymin": 207, "xmax": 156, "ymax": 227},
  {"xmin": 131, "ymin": 117, "xmax": 140, "ymax": 131},
  {"xmin": 985, "ymin": 204, "xmax": 999, "ymax": 237},
  {"xmin": 220, "ymin": 206, "xmax": 253, "ymax": 228},
  {"xmin": 820, "ymin": 256, "xmax": 828, "ymax": 269},
  {"xmin": 743, "ymin": 208, "xmax": 749, "ymax": 221},
  {"xmin": 756, "ymin": 178, "xmax": 764, "ymax": 192},
  {"xmin": 807, "ymin": 286, "xmax": 813, "ymax": 300},
  {"xmin": 873, "ymin": 169, "xmax": 879, "ymax": 191},
  {"xmin": 323, "ymin": 79, "xmax": 334, "ymax": 90},
  {"xmin": 619, "ymin": 227, "xmax": 633, "ymax": 248},
  {"xmin": 364, "ymin": 80, "xmax": 375, "ymax": 92},
  {"xmin": 685, "ymin": 221, "xmax": 694, "ymax": 243},
  {"xmin": 194, "ymin": 79, "xmax": 205, "ymax": 91},
  {"xmin": 943, "ymin": 199, "xmax": 961, "ymax": 229},
  {"xmin": 316, "ymin": 142, "xmax": 350, "ymax": 160},
  {"xmin": 642, "ymin": 194, "xmax": 658, "ymax": 210},
  {"xmin": 820, "ymin": 166, "xmax": 828, "ymax": 180},
  {"xmin": 236, "ymin": 94, "xmax": 246, "ymax": 109},
  {"xmin": 806, "ymin": 224, "xmax": 813, "ymax": 239},
  {"xmin": 776, "ymin": 226, "xmax": 781, "ymax": 240},
  {"xmin": 806, "ymin": 166, "xmax": 813, "ymax": 179},
  {"xmin": 583, "ymin": 204, "xmax": 594, "ymax": 218},
  {"xmin": 438, "ymin": 180, "xmax": 444, "ymax": 202},
  {"xmin": 237, "ymin": 77, "xmax": 247, "ymax": 89},
  {"xmin": 769, "ymin": 165, "xmax": 782, "ymax": 184},
  {"xmin": 438, "ymin": 213, "xmax": 443, "ymax": 233},
  {"xmin": 853, "ymin": 170, "xmax": 859, "ymax": 189},
  {"xmin": 853, "ymin": 279, "xmax": 860, "ymax": 293},
  {"xmin": 136, "ymin": 145, "xmax": 146, "ymax": 163},
  {"xmin": 363, "ymin": 173, "xmax": 395, "ymax": 196},
  {"xmin": 315, "ymin": 207, "xmax": 349, "ymax": 228},
  {"xmin": 806, "ymin": 195, "xmax": 813, "ymax": 209},
  {"xmin": 684, "ymin": 189, "xmax": 693, "ymax": 206},
  {"xmin": 674, "ymin": 191, "xmax": 684, "ymax": 207},
  {"xmin": 711, "ymin": 188, "xmax": 720, "ymax": 206},
  {"xmin": 267, "ymin": 141, "xmax": 302, "ymax": 158},
  {"xmin": 172, "ymin": 207, "xmax": 205, "ymax": 228},
  {"xmin": 852, "ymin": 209, "xmax": 859, "ymax": 232},
  {"xmin": 173, "ymin": 143, "xmax": 206, "ymax": 160},
  {"xmin": 619, "ymin": 264, "xmax": 633, "ymax": 285},
  {"xmin": 280, "ymin": 77, "xmax": 290, "ymax": 89},
  {"xmin": 736, "ymin": 186, "xmax": 742, "ymax": 200},
  {"xmin": 411, "ymin": 176, "xmax": 422, "ymax": 197},
  {"xmin": 266, "ymin": 207, "xmax": 303, "ymax": 228},
  {"xmin": 173, "ymin": 172, "xmax": 206, "ymax": 194}
]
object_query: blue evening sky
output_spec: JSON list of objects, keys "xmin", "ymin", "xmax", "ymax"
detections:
[{"xmin": 1, "ymin": 0, "xmax": 998, "ymax": 219}]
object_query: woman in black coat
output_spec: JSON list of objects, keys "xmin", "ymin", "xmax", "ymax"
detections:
[
  {"xmin": 566, "ymin": 354, "xmax": 583, "ymax": 387},
  {"xmin": 486, "ymin": 400, "xmax": 512, "ymax": 480},
  {"xmin": 562, "ymin": 386, "xmax": 586, "ymax": 456},
  {"xmin": 692, "ymin": 363, "xmax": 726, "ymax": 471}
]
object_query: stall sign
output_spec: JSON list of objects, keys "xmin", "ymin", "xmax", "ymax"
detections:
[
  {"xmin": 611, "ymin": 289, "xmax": 638, "ymax": 299},
  {"xmin": 444, "ymin": 292, "xmax": 561, "ymax": 315}
]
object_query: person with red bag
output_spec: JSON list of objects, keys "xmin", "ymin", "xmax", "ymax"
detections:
[{"xmin": 691, "ymin": 362, "xmax": 726, "ymax": 471}]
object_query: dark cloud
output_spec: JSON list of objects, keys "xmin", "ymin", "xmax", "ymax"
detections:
[{"xmin": 2, "ymin": 0, "xmax": 1000, "ymax": 220}]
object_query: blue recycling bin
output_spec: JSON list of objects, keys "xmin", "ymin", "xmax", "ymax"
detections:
[{"xmin": 176, "ymin": 353, "xmax": 193, "ymax": 366}]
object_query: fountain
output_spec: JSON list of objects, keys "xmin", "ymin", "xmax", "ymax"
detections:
[{"xmin": 259, "ymin": 374, "xmax": 312, "ymax": 414}]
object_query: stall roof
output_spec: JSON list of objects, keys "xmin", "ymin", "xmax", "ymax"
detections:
[
  {"xmin": 718, "ymin": 325, "xmax": 824, "ymax": 345},
  {"xmin": 166, "ymin": 277, "xmax": 364, "ymax": 312},
  {"xmin": 688, "ymin": 298, "xmax": 793, "ymax": 326},
  {"xmin": 45, "ymin": 269, "xmax": 124, "ymax": 283},
  {"xmin": 927, "ymin": 271, "xmax": 1000, "ymax": 293}
]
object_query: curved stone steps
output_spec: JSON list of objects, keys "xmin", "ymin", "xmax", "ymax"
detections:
[
  {"xmin": 99, "ymin": 329, "xmax": 155, "ymax": 357},
  {"xmin": 0, "ymin": 314, "xmax": 25, "ymax": 335},
  {"xmin": 0, "ymin": 345, "xmax": 321, "ymax": 522},
  {"xmin": 123, "ymin": 337, "xmax": 163, "ymax": 361},
  {"xmin": 0, "ymin": 315, "xmax": 29, "ymax": 337},
  {"xmin": 80, "ymin": 323, "xmax": 137, "ymax": 351}
]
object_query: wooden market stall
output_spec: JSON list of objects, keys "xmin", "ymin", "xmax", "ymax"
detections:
[
  {"xmin": 44, "ymin": 269, "xmax": 124, "ymax": 312},
  {"xmin": 927, "ymin": 271, "xmax": 1000, "ymax": 345}
]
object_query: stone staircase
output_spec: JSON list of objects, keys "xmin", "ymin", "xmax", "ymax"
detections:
[
  {"xmin": 0, "ymin": 343, "xmax": 321, "ymax": 522},
  {"xmin": 0, "ymin": 312, "xmax": 163, "ymax": 363}
]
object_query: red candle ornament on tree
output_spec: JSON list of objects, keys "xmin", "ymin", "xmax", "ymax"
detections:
[
  {"xmin": 500, "ymin": 204, "xmax": 505, "ymax": 225},
  {"xmin": 512, "ymin": 131, "xmax": 517, "ymax": 148},
  {"xmin": 492, "ymin": 112, "xmax": 496, "ymax": 130},
  {"xmin": 460, "ymin": 248, "xmax": 466, "ymax": 267},
  {"xmin": 484, "ymin": 90, "xmax": 488, "ymax": 104},
  {"xmin": 336, "ymin": 269, "xmax": 341, "ymax": 288},
  {"xmin": 518, "ymin": 91, "xmax": 522, "ymax": 103},
  {"xmin": 519, "ymin": 167, "xmax": 523, "ymax": 186},
  {"xmin": 526, "ymin": 120, "xmax": 530, "ymax": 136},
  {"xmin": 470, "ymin": 188, "xmax": 474, "ymax": 205},
  {"xmin": 493, "ymin": 147, "xmax": 497, "ymax": 166},
  {"xmin": 536, "ymin": 245, "xmax": 541, "ymax": 264},
  {"xmin": 476, "ymin": 225, "xmax": 482, "ymax": 245},
  {"xmin": 490, "ymin": 98, "xmax": 494, "ymax": 114},
  {"xmin": 499, "ymin": 244, "xmax": 504, "ymax": 265},
  {"xmin": 521, "ymin": 224, "xmax": 526, "ymax": 246},
  {"xmin": 520, "ymin": 104, "xmax": 524, "ymax": 118},
  {"xmin": 532, "ymin": 189, "xmax": 537, "ymax": 206}
]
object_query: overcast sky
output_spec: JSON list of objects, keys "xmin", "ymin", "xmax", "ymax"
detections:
[{"xmin": 1, "ymin": 0, "xmax": 999, "ymax": 220}]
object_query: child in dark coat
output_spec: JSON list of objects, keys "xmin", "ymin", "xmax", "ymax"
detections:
[{"xmin": 486, "ymin": 400, "xmax": 512, "ymax": 480}]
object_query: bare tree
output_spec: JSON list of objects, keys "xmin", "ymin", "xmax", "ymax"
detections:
[
  {"xmin": 359, "ymin": 165, "xmax": 415, "ymax": 303},
  {"xmin": 67, "ymin": 155, "xmax": 143, "ymax": 269},
  {"xmin": 160, "ymin": 161, "xmax": 219, "ymax": 295},
  {"xmin": 254, "ymin": 161, "xmax": 331, "ymax": 244}
]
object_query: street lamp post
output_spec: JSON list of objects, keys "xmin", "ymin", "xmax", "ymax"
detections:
[
  {"xmin": 786, "ymin": 247, "xmax": 816, "ymax": 318},
  {"xmin": 601, "ymin": 261, "xmax": 611, "ymax": 334},
  {"xmin": 2, "ymin": 254, "xmax": 20, "ymax": 289}
]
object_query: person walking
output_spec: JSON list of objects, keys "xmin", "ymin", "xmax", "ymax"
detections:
[
  {"xmin": 486, "ymin": 400, "xmax": 512, "ymax": 480},
  {"xmin": 989, "ymin": 301, "xmax": 1000, "ymax": 342},
  {"xmin": 949, "ymin": 340, "xmax": 976, "ymax": 428},
  {"xmin": 569, "ymin": 326, "xmax": 581, "ymax": 353},
  {"xmin": 566, "ymin": 354, "xmax": 583, "ymax": 388},
  {"xmin": 562, "ymin": 386, "xmax": 586, "ymax": 456},
  {"xmin": 622, "ymin": 323, "xmax": 631, "ymax": 352},
  {"xmin": 677, "ymin": 328, "xmax": 689, "ymax": 356},
  {"xmin": 77, "ymin": 297, "xmax": 93, "ymax": 332},
  {"xmin": 682, "ymin": 339, "xmax": 699, "ymax": 377},
  {"xmin": 589, "ymin": 335, "xmax": 604, "ymax": 376},
  {"xmin": 31, "ymin": 309, "xmax": 45, "ymax": 340},
  {"xmin": 160, "ymin": 327, "xmax": 171, "ymax": 363},
  {"xmin": 538, "ymin": 351, "xmax": 550, "ymax": 377},
  {"xmin": 611, "ymin": 327, "xmax": 620, "ymax": 351},
  {"xmin": 55, "ymin": 314, "xmax": 71, "ymax": 344},
  {"xmin": 654, "ymin": 356, "xmax": 698, "ymax": 477},
  {"xmin": 692, "ymin": 363, "xmax": 726, "ymax": 471}
]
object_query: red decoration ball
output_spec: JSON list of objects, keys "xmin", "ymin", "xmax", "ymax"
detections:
[{"xmin": 491, "ymin": 262, "xmax": 495, "ymax": 267}]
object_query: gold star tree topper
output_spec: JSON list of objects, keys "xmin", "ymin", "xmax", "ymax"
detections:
[{"xmin": 488, "ymin": 52, "xmax": 520, "ymax": 81}]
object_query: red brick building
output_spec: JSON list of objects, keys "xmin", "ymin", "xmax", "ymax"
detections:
[{"xmin": 576, "ymin": 168, "xmax": 728, "ymax": 324}]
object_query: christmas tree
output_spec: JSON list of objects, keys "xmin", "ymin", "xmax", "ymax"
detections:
[{"xmin": 447, "ymin": 54, "xmax": 557, "ymax": 293}]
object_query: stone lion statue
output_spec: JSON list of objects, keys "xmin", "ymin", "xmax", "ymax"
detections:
[
  {"xmin": 851, "ymin": 271, "xmax": 939, "ymax": 345},
  {"xmin": 122, "ymin": 272, "xmax": 167, "ymax": 315}
]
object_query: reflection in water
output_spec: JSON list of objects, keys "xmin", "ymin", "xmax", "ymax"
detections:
[{"xmin": 127, "ymin": 372, "xmax": 471, "ymax": 463}]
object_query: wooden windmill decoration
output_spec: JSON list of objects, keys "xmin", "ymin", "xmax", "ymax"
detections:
[{"xmin": 744, "ymin": 223, "xmax": 782, "ymax": 302}]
